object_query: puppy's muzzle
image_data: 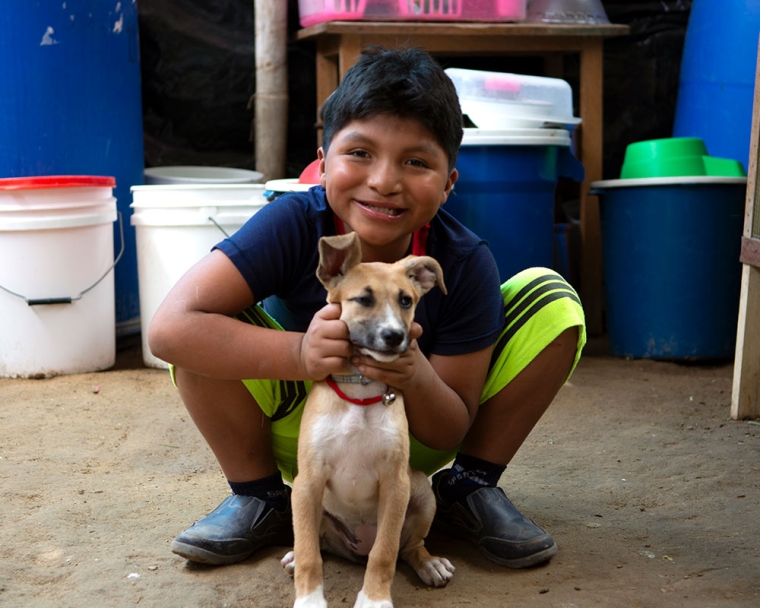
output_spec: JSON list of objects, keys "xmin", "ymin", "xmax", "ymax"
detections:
[{"xmin": 351, "ymin": 327, "xmax": 409, "ymax": 362}]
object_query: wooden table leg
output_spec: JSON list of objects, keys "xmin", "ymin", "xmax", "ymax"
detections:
[
  {"xmin": 578, "ymin": 40, "xmax": 605, "ymax": 335},
  {"xmin": 337, "ymin": 34, "xmax": 362, "ymax": 79}
]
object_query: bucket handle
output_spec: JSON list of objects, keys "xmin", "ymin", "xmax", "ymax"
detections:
[
  {"xmin": 207, "ymin": 215, "xmax": 231, "ymax": 238},
  {"xmin": 0, "ymin": 211, "xmax": 125, "ymax": 306}
]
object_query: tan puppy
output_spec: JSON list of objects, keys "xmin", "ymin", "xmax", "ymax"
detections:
[{"xmin": 281, "ymin": 232, "xmax": 455, "ymax": 608}]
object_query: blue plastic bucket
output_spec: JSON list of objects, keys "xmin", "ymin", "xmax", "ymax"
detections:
[
  {"xmin": 446, "ymin": 128, "xmax": 584, "ymax": 282},
  {"xmin": 0, "ymin": 2, "xmax": 145, "ymax": 330},
  {"xmin": 591, "ymin": 176, "xmax": 746, "ymax": 360},
  {"xmin": 673, "ymin": 0, "xmax": 760, "ymax": 172}
]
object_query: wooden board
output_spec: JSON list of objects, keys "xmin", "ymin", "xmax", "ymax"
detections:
[{"xmin": 731, "ymin": 37, "xmax": 760, "ymax": 420}]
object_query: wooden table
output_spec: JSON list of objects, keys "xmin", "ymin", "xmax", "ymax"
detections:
[{"xmin": 297, "ymin": 21, "xmax": 630, "ymax": 334}]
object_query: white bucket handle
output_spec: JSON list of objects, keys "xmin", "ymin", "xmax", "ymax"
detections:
[{"xmin": 0, "ymin": 211, "xmax": 125, "ymax": 306}]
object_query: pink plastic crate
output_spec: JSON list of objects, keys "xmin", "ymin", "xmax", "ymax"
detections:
[
  {"xmin": 298, "ymin": 0, "xmax": 368, "ymax": 28},
  {"xmin": 299, "ymin": 0, "xmax": 527, "ymax": 27},
  {"xmin": 397, "ymin": 0, "xmax": 526, "ymax": 21},
  {"xmin": 397, "ymin": 0, "xmax": 461, "ymax": 18}
]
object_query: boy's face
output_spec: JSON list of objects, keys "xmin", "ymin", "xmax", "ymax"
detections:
[{"xmin": 318, "ymin": 114, "xmax": 458, "ymax": 262}]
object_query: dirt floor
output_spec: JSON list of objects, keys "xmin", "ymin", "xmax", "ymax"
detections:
[{"xmin": 0, "ymin": 337, "xmax": 758, "ymax": 608}]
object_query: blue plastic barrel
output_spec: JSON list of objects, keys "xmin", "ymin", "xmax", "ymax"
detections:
[
  {"xmin": 673, "ymin": 0, "xmax": 760, "ymax": 172},
  {"xmin": 0, "ymin": 2, "xmax": 144, "ymax": 330},
  {"xmin": 592, "ymin": 176, "xmax": 746, "ymax": 360},
  {"xmin": 446, "ymin": 128, "xmax": 583, "ymax": 282}
]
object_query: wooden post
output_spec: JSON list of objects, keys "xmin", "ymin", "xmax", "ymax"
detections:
[
  {"xmin": 253, "ymin": 0, "xmax": 288, "ymax": 180},
  {"xmin": 731, "ymin": 38, "xmax": 760, "ymax": 420}
]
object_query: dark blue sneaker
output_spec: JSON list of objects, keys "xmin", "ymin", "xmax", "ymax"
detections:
[
  {"xmin": 431, "ymin": 469, "xmax": 557, "ymax": 568},
  {"xmin": 171, "ymin": 490, "xmax": 293, "ymax": 565}
]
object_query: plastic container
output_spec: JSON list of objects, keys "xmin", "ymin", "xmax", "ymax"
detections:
[
  {"xmin": 591, "ymin": 176, "xmax": 747, "ymax": 360},
  {"xmin": 620, "ymin": 137, "xmax": 746, "ymax": 179},
  {"xmin": 673, "ymin": 0, "xmax": 760, "ymax": 172},
  {"xmin": 0, "ymin": 176, "xmax": 118, "ymax": 378},
  {"xmin": 0, "ymin": 3, "xmax": 145, "ymax": 331},
  {"xmin": 445, "ymin": 68, "xmax": 581, "ymax": 129},
  {"xmin": 263, "ymin": 160, "xmax": 322, "ymax": 200},
  {"xmin": 526, "ymin": 0, "xmax": 610, "ymax": 24},
  {"xmin": 144, "ymin": 166, "xmax": 264, "ymax": 185},
  {"xmin": 130, "ymin": 184, "xmax": 268, "ymax": 368},
  {"xmin": 298, "ymin": 0, "xmax": 368, "ymax": 26},
  {"xmin": 298, "ymin": 0, "xmax": 526, "ymax": 26},
  {"xmin": 446, "ymin": 127, "xmax": 584, "ymax": 282},
  {"xmin": 398, "ymin": 0, "xmax": 526, "ymax": 21}
]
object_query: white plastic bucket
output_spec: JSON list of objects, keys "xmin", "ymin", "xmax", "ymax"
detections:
[
  {"xmin": 0, "ymin": 176, "xmax": 118, "ymax": 378},
  {"xmin": 130, "ymin": 184, "xmax": 268, "ymax": 368}
]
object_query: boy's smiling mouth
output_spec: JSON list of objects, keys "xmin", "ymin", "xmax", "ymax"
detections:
[{"xmin": 357, "ymin": 200, "xmax": 405, "ymax": 217}]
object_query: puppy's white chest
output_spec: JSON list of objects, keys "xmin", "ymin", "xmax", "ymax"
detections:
[{"xmin": 312, "ymin": 405, "xmax": 399, "ymax": 461}]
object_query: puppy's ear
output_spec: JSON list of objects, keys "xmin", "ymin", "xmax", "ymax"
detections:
[
  {"xmin": 402, "ymin": 256, "xmax": 447, "ymax": 296},
  {"xmin": 317, "ymin": 232, "xmax": 363, "ymax": 289}
]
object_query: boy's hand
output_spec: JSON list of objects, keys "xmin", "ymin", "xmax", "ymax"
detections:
[
  {"xmin": 350, "ymin": 322, "xmax": 425, "ymax": 390},
  {"xmin": 301, "ymin": 303, "xmax": 352, "ymax": 381}
]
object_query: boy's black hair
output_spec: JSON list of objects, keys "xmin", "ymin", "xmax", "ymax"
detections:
[{"xmin": 321, "ymin": 46, "xmax": 463, "ymax": 171}]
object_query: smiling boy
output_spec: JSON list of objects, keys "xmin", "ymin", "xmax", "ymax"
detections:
[{"xmin": 149, "ymin": 46, "xmax": 585, "ymax": 569}]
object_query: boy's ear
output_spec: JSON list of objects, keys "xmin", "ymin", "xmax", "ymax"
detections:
[
  {"xmin": 402, "ymin": 256, "xmax": 447, "ymax": 296},
  {"xmin": 317, "ymin": 147, "xmax": 327, "ymax": 188},
  {"xmin": 442, "ymin": 168, "xmax": 458, "ymax": 204},
  {"xmin": 317, "ymin": 232, "xmax": 362, "ymax": 289}
]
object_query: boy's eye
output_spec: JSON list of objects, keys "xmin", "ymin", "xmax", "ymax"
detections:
[
  {"xmin": 399, "ymin": 294, "xmax": 413, "ymax": 309},
  {"xmin": 349, "ymin": 150, "xmax": 370, "ymax": 158},
  {"xmin": 407, "ymin": 159, "xmax": 429, "ymax": 168}
]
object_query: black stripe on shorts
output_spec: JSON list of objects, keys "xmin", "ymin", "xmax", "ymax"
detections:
[{"xmin": 490, "ymin": 274, "xmax": 582, "ymax": 369}]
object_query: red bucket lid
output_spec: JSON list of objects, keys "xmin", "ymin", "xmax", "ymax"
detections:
[{"xmin": 0, "ymin": 176, "xmax": 116, "ymax": 191}]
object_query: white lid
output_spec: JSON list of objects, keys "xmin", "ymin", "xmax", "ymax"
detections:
[
  {"xmin": 591, "ymin": 176, "xmax": 748, "ymax": 189},
  {"xmin": 461, "ymin": 127, "xmax": 573, "ymax": 147},
  {"xmin": 130, "ymin": 183, "xmax": 267, "ymax": 207},
  {"xmin": 446, "ymin": 68, "xmax": 581, "ymax": 128},
  {"xmin": 264, "ymin": 178, "xmax": 318, "ymax": 192}
]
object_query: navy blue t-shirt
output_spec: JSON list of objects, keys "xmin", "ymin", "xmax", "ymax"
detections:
[{"xmin": 214, "ymin": 186, "xmax": 505, "ymax": 358}]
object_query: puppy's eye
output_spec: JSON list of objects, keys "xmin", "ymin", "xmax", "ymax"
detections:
[
  {"xmin": 399, "ymin": 294, "xmax": 413, "ymax": 309},
  {"xmin": 352, "ymin": 295, "xmax": 374, "ymax": 307}
]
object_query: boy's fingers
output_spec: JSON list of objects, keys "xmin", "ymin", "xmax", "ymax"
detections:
[{"xmin": 316, "ymin": 302, "xmax": 342, "ymax": 320}]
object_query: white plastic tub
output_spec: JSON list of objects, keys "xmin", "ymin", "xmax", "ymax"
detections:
[
  {"xmin": 0, "ymin": 176, "xmax": 118, "ymax": 378},
  {"xmin": 144, "ymin": 166, "xmax": 264, "ymax": 185},
  {"xmin": 130, "ymin": 184, "xmax": 268, "ymax": 368}
]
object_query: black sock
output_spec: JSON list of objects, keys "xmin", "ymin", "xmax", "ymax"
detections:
[
  {"xmin": 228, "ymin": 472, "xmax": 289, "ymax": 510},
  {"xmin": 440, "ymin": 453, "xmax": 506, "ymax": 503}
]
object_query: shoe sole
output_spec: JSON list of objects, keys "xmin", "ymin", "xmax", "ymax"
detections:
[
  {"xmin": 432, "ymin": 517, "xmax": 558, "ymax": 569},
  {"xmin": 479, "ymin": 540, "xmax": 558, "ymax": 569},
  {"xmin": 171, "ymin": 540, "xmax": 255, "ymax": 566}
]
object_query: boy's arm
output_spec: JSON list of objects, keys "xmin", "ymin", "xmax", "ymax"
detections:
[
  {"xmin": 149, "ymin": 249, "xmax": 351, "ymax": 381},
  {"xmin": 352, "ymin": 332, "xmax": 491, "ymax": 451}
]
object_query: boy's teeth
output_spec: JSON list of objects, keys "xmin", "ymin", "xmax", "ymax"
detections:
[{"xmin": 364, "ymin": 202, "xmax": 399, "ymax": 215}]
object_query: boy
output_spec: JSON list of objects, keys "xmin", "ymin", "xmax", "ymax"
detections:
[{"xmin": 149, "ymin": 46, "xmax": 585, "ymax": 570}]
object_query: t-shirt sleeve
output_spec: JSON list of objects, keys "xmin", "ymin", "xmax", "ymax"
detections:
[
  {"xmin": 418, "ymin": 243, "xmax": 505, "ymax": 357},
  {"xmin": 213, "ymin": 194, "xmax": 317, "ymax": 302}
]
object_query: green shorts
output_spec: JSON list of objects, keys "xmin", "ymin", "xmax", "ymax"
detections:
[{"xmin": 238, "ymin": 268, "xmax": 586, "ymax": 482}]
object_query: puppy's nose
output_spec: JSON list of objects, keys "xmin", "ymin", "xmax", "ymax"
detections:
[{"xmin": 381, "ymin": 328, "xmax": 405, "ymax": 348}]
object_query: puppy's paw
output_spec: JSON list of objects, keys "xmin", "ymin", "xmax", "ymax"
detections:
[
  {"xmin": 281, "ymin": 550, "xmax": 296, "ymax": 576},
  {"xmin": 294, "ymin": 586, "xmax": 328, "ymax": 608},
  {"xmin": 417, "ymin": 556, "xmax": 455, "ymax": 588},
  {"xmin": 354, "ymin": 590, "xmax": 393, "ymax": 608}
]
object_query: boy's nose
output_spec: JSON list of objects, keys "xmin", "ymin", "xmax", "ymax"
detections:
[{"xmin": 367, "ymin": 160, "xmax": 400, "ymax": 195}]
